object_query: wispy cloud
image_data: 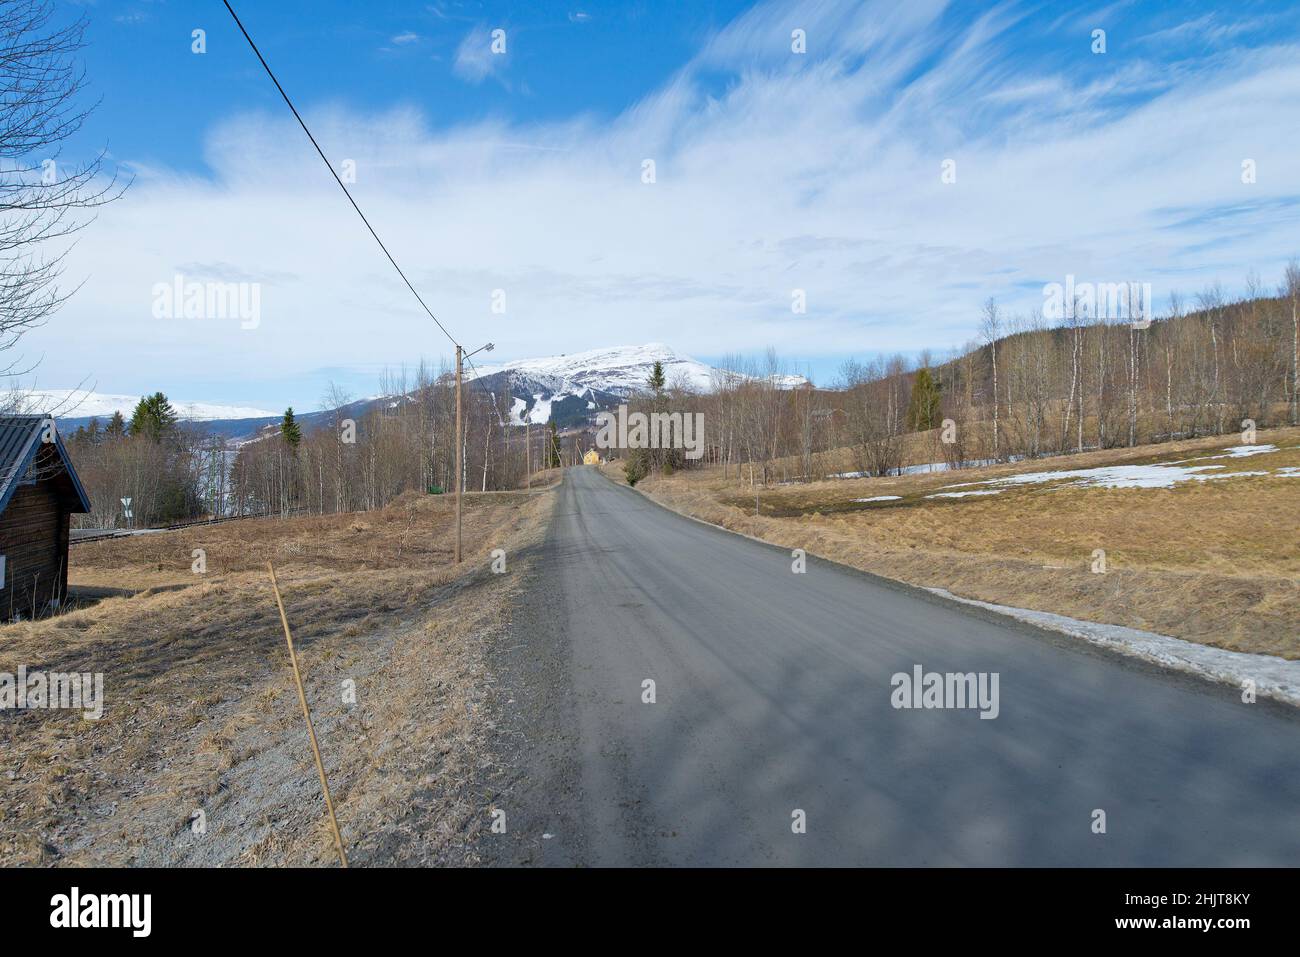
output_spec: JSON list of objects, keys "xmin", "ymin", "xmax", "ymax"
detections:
[
  {"xmin": 452, "ymin": 26, "xmax": 507, "ymax": 85},
  {"xmin": 32, "ymin": 0, "xmax": 1300, "ymax": 401},
  {"xmin": 1139, "ymin": 13, "xmax": 1273, "ymax": 46}
]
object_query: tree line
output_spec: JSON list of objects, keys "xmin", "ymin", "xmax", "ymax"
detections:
[
  {"xmin": 629, "ymin": 265, "xmax": 1299, "ymax": 486},
  {"xmin": 64, "ymin": 393, "xmax": 204, "ymax": 527},
  {"xmin": 60, "ymin": 366, "xmax": 589, "ymax": 529},
  {"xmin": 225, "ymin": 363, "xmax": 556, "ymax": 518},
  {"xmin": 59, "ymin": 263, "xmax": 1300, "ymax": 524}
]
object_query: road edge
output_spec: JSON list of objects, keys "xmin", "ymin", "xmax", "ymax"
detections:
[{"xmin": 605, "ymin": 467, "xmax": 1300, "ymax": 712}]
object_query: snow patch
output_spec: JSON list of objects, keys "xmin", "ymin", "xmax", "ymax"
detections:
[
  {"xmin": 927, "ymin": 588, "xmax": 1300, "ymax": 707},
  {"xmin": 831, "ymin": 457, "xmax": 1017, "ymax": 480},
  {"xmin": 1196, "ymin": 444, "xmax": 1278, "ymax": 460},
  {"xmin": 509, "ymin": 397, "xmax": 528, "ymax": 425},
  {"xmin": 941, "ymin": 461, "xmax": 1273, "ymax": 492},
  {"xmin": 854, "ymin": 495, "xmax": 901, "ymax": 502},
  {"xmin": 528, "ymin": 394, "xmax": 553, "ymax": 425}
]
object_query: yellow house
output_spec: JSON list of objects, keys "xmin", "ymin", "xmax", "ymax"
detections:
[{"xmin": 582, "ymin": 448, "xmax": 601, "ymax": 465}]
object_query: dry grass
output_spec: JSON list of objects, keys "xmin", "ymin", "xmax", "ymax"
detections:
[
  {"xmin": 68, "ymin": 488, "xmax": 552, "ymax": 590},
  {"xmin": 617, "ymin": 427, "xmax": 1300, "ymax": 659},
  {"xmin": 0, "ymin": 488, "xmax": 554, "ymax": 866}
]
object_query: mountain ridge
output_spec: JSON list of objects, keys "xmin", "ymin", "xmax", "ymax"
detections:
[{"xmin": 40, "ymin": 343, "xmax": 808, "ymax": 440}]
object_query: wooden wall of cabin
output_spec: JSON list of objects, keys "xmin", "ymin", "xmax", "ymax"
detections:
[{"xmin": 0, "ymin": 481, "xmax": 71, "ymax": 620}]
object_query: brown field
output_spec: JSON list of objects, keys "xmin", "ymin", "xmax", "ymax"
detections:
[
  {"xmin": 610, "ymin": 427, "xmax": 1300, "ymax": 659},
  {"xmin": 0, "ymin": 488, "xmax": 553, "ymax": 866}
]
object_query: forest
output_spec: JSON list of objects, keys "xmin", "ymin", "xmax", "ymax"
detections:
[{"xmin": 60, "ymin": 266, "xmax": 1299, "ymax": 526}]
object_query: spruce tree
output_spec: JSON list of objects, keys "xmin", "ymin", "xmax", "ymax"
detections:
[
  {"xmin": 906, "ymin": 367, "xmax": 942, "ymax": 432},
  {"xmin": 648, "ymin": 360, "xmax": 666, "ymax": 396},
  {"xmin": 645, "ymin": 360, "xmax": 669, "ymax": 471},
  {"xmin": 281, "ymin": 407, "xmax": 302, "ymax": 447},
  {"xmin": 624, "ymin": 447, "xmax": 650, "ymax": 486},
  {"xmin": 129, "ymin": 392, "xmax": 177, "ymax": 442}
]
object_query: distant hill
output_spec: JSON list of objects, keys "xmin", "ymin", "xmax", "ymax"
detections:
[
  {"xmin": 466, "ymin": 342, "xmax": 807, "ymax": 429},
  {"xmin": 17, "ymin": 389, "xmax": 279, "ymax": 423},
  {"xmin": 45, "ymin": 343, "xmax": 810, "ymax": 442}
]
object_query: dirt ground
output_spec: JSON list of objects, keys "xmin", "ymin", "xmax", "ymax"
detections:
[
  {"xmin": 611, "ymin": 427, "xmax": 1300, "ymax": 659},
  {"xmin": 0, "ymin": 488, "xmax": 554, "ymax": 866}
]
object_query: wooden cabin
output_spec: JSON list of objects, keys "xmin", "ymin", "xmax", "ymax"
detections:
[{"xmin": 0, "ymin": 416, "xmax": 91, "ymax": 619}]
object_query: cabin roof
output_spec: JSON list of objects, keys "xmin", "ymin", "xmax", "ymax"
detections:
[{"xmin": 0, "ymin": 415, "xmax": 91, "ymax": 515}]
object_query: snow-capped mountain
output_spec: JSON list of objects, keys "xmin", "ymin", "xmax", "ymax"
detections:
[
  {"xmin": 467, "ymin": 343, "xmax": 807, "ymax": 427},
  {"xmin": 470, "ymin": 343, "xmax": 720, "ymax": 396},
  {"xmin": 34, "ymin": 344, "xmax": 809, "ymax": 441},
  {"xmin": 14, "ymin": 389, "xmax": 279, "ymax": 422}
]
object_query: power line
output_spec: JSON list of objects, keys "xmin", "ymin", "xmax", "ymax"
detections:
[
  {"xmin": 223, "ymin": 2, "xmax": 514, "ymax": 433},
  {"xmin": 221, "ymin": 0, "xmax": 461, "ymax": 351}
]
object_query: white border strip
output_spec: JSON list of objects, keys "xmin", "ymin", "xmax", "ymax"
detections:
[{"xmin": 927, "ymin": 587, "xmax": 1300, "ymax": 706}]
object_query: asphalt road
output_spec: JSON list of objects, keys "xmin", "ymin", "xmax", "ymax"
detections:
[{"xmin": 488, "ymin": 465, "xmax": 1300, "ymax": 866}]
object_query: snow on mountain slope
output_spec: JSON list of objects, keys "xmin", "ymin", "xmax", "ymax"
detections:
[
  {"xmin": 24, "ymin": 345, "xmax": 808, "ymax": 435},
  {"xmin": 469, "ymin": 343, "xmax": 807, "ymax": 426},
  {"xmin": 15, "ymin": 389, "xmax": 279, "ymax": 422},
  {"xmin": 469, "ymin": 343, "xmax": 719, "ymax": 395}
]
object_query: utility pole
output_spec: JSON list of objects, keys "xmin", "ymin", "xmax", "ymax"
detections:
[
  {"xmin": 454, "ymin": 345, "xmax": 463, "ymax": 563},
  {"xmin": 454, "ymin": 341, "xmax": 493, "ymax": 564}
]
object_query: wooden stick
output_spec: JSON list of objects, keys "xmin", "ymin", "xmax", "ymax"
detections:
[{"xmin": 267, "ymin": 562, "xmax": 349, "ymax": 868}]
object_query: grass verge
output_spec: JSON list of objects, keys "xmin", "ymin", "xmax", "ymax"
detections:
[{"xmin": 0, "ymin": 488, "xmax": 553, "ymax": 866}]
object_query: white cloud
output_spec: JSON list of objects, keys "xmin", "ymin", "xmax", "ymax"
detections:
[
  {"xmin": 390, "ymin": 31, "xmax": 420, "ymax": 45},
  {"xmin": 25, "ymin": 0, "xmax": 1300, "ymax": 403},
  {"xmin": 452, "ymin": 27, "xmax": 505, "ymax": 84},
  {"xmin": 1138, "ymin": 13, "xmax": 1272, "ymax": 47}
]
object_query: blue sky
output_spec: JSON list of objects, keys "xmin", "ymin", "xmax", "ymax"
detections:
[
  {"xmin": 23, "ymin": 0, "xmax": 1300, "ymax": 412},
  {"xmin": 74, "ymin": 1, "xmax": 756, "ymax": 173}
]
